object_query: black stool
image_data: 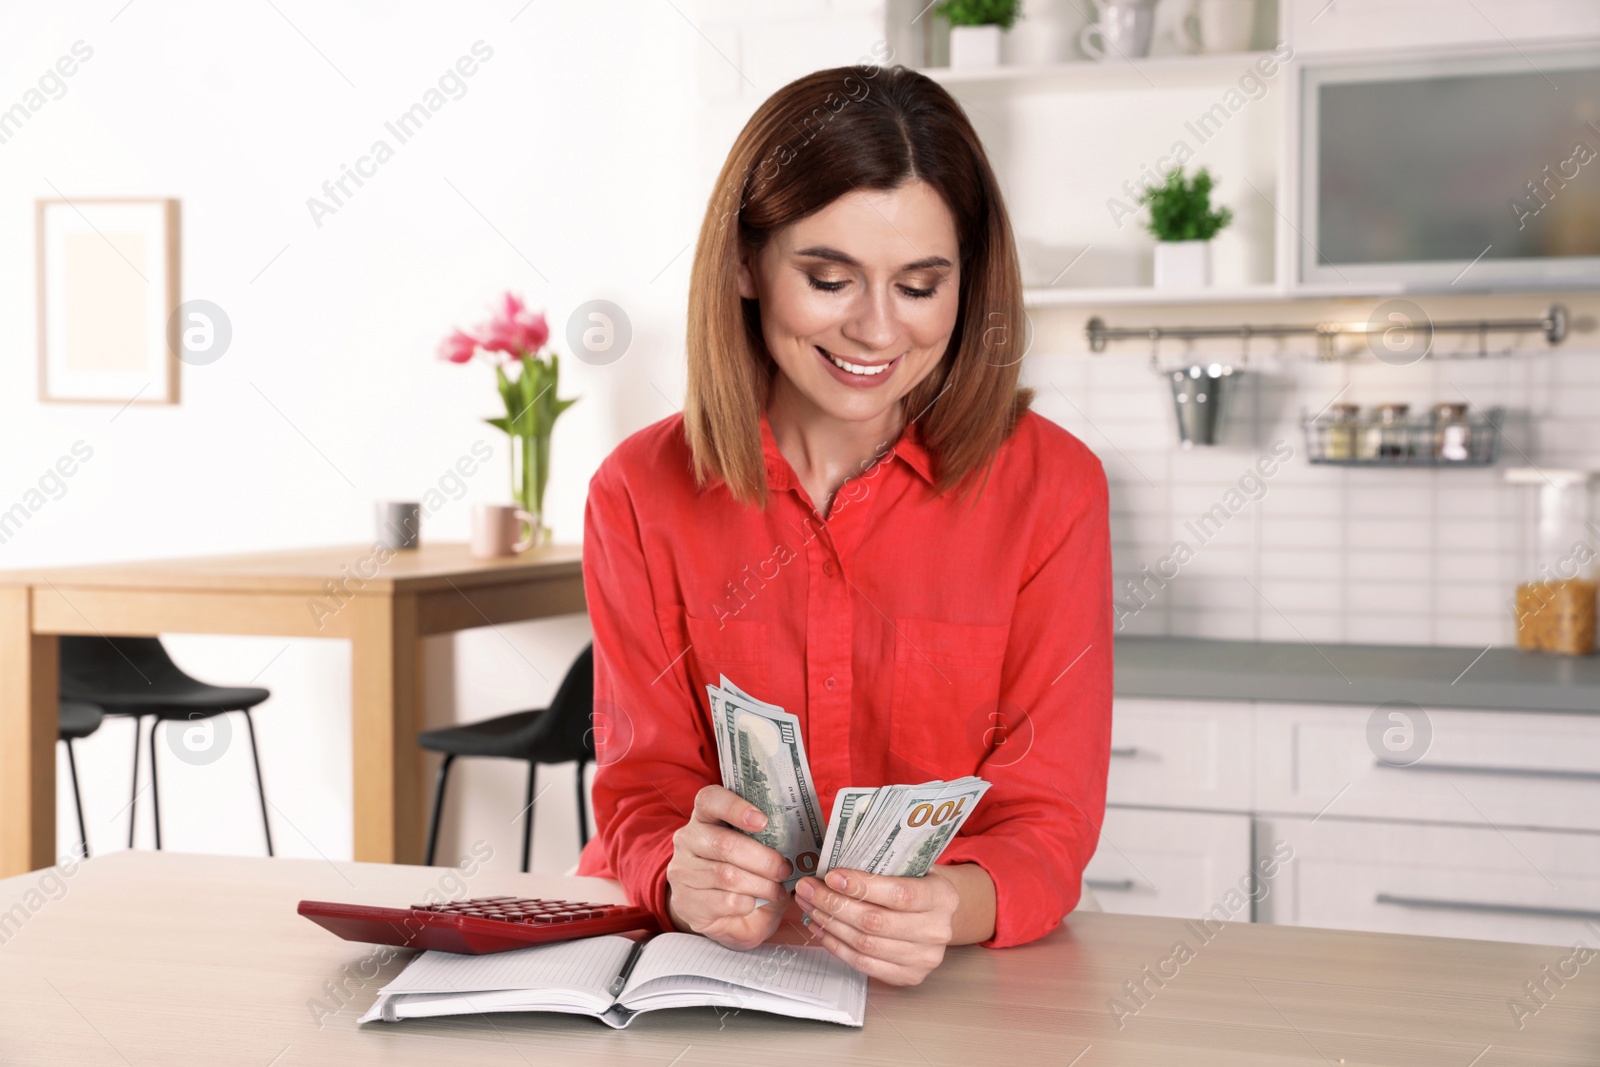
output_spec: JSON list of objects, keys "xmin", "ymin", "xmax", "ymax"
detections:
[
  {"xmin": 420, "ymin": 644, "xmax": 595, "ymax": 872},
  {"xmin": 59, "ymin": 700, "xmax": 105, "ymax": 859},
  {"xmin": 59, "ymin": 636, "xmax": 275, "ymax": 855}
]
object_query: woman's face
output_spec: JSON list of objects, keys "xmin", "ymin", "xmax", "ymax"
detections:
[{"xmin": 739, "ymin": 180, "xmax": 961, "ymax": 427}]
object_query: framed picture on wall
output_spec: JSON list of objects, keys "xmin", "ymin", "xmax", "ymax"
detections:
[{"xmin": 36, "ymin": 197, "xmax": 181, "ymax": 405}]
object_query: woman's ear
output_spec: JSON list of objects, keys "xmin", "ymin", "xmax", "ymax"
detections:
[{"xmin": 736, "ymin": 248, "xmax": 759, "ymax": 301}]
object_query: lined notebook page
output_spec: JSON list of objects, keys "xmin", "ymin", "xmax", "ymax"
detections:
[
  {"xmin": 376, "ymin": 935, "xmax": 636, "ymax": 999},
  {"xmin": 622, "ymin": 933, "xmax": 856, "ymax": 1004}
]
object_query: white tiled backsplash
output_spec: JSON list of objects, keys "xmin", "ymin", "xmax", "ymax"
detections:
[{"xmin": 1024, "ymin": 336, "xmax": 1600, "ymax": 648}]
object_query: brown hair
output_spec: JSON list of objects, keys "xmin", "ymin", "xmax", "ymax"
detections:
[{"xmin": 684, "ymin": 63, "xmax": 1032, "ymax": 509}]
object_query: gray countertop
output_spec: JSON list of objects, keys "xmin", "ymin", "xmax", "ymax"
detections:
[{"xmin": 1115, "ymin": 636, "xmax": 1600, "ymax": 713}]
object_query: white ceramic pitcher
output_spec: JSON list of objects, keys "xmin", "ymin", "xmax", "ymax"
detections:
[{"xmin": 1079, "ymin": 0, "xmax": 1160, "ymax": 61}]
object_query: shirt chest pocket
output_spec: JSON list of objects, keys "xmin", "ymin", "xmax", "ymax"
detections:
[
  {"xmin": 889, "ymin": 618, "xmax": 1011, "ymax": 781},
  {"xmin": 662, "ymin": 608, "xmax": 773, "ymax": 700}
]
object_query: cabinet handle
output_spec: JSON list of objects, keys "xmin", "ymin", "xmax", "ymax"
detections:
[
  {"xmin": 1086, "ymin": 878, "xmax": 1136, "ymax": 892},
  {"xmin": 1110, "ymin": 747, "xmax": 1141, "ymax": 759},
  {"xmin": 1375, "ymin": 893, "xmax": 1600, "ymax": 922},
  {"xmin": 1373, "ymin": 760, "xmax": 1600, "ymax": 783}
]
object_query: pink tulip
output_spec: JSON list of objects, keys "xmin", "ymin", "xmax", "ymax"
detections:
[
  {"xmin": 480, "ymin": 292, "xmax": 550, "ymax": 358},
  {"xmin": 438, "ymin": 328, "xmax": 480, "ymax": 364}
]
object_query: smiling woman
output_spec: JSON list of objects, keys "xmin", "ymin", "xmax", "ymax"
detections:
[
  {"xmin": 578, "ymin": 64, "xmax": 1113, "ymax": 987},
  {"xmin": 687, "ymin": 64, "xmax": 1028, "ymax": 511}
]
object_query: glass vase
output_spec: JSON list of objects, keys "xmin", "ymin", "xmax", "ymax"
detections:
[{"xmin": 508, "ymin": 430, "xmax": 553, "ymax": 546}]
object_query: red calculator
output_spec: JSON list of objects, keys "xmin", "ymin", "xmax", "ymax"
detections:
[{"xmin": 298, "ymin": 895, "xmax": 659, "ymax": 954}]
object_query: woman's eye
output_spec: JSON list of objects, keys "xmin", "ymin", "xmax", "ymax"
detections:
[{"xmin": 804, "ymin": 275, "xmax": 938, "ymax": 298}]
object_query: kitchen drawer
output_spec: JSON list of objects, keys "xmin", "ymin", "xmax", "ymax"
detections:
[
  {"xmin": 1106, "ymin": 698, "xmax": 1253, "ymax": 811},
  {"xmin": 1083, "ymin": 807, "xmax": 1254, "ymax": 921},
  {"xmin": 1254, "ymin": 703, "xmax": 1600, "ymax": 833},
  {"xmin": 1257, "ymin": 815, "xmax": 1600, "ymax": 947}
]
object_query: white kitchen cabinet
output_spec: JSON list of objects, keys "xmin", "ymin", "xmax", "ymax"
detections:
[
  {"xmin": 1107, "ymin": 698, "xmax": 1254, "ymax": 812},
  {"xmin": 1283, "ymin": 0, "xmax": 1600, "ymax": 56},
  {"xmin": 1253, "ymin": 702, "xmax": 1600, "ymax": 833},
  {"xmin": 1258, "ymin": 815, "xmax": 1600, "ymax": 947},
  {"xmin": 1090, "ymin": 696, "xmax": 1600, "ymax": 946},
  {"xmin": 1084, "ymin": 807, "xmax": 1254, "ymax": 921}
]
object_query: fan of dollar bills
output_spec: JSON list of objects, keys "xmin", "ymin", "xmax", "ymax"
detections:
[{"xmin": 707, "ymin": 677, "xmax": 989, "ymax": 892}]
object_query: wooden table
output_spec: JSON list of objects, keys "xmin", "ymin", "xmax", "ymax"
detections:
[
  {"xmin": 1, "ymin": 851, "xmax": 1594, "ymax": 1065},
  {"xmin": 0, "ymin": 543, "xmax": 584, "ymax": 876}
]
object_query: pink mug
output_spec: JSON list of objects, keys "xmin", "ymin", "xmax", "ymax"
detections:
[{"xmin": 470, "ymin": 503, "xmax": 538, "ymax": 558}]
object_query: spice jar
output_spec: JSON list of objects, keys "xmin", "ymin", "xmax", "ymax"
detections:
[
  {"xmin": 1323, "ymin": 403, "xmax": 1359, "ymax": 461},
  {"xmin": 1434, "ymin": 402, "xmax": 1473, "ymax": 462},
  {"xmin": 1362, "ymin": 403, "xmax": 1410, "ymax": 460}
]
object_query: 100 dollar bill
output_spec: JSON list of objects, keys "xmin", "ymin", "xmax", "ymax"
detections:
[
  {"xmin": 818, "ymin": 787, "xmax": 877, "ymax": 876},
  {"xmin": 822, "ymin": 778, "xmax": 990, "ymax": 879},
  {"xmin": 709, "ymin": 678, "xmax": 824, "ymax": 888}
]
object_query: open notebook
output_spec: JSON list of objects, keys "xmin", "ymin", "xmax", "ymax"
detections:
[{"xmin": 358, "ymin": 932, "xmax": 866, "ymax": 1029}]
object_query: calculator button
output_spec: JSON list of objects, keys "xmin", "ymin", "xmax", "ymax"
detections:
[{"xmin": 390, "ymin": 896, "xmax": 657, "ymax": 948}]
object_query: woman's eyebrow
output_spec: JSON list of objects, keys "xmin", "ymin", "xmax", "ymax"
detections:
[{"xmin": 793, "ymin": 246, "xmax": 953, "ymax": 272}]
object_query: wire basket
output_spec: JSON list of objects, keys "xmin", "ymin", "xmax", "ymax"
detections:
[{"xmin": 1302, "ymin": 406, "xmax": 1503, "ymax": 467}]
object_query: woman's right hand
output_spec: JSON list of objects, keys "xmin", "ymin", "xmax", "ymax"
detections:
[{"xmin": 665, "ymin": 785, "xmax": 792, "ymax": 950}]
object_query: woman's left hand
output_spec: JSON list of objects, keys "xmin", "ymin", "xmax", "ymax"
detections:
[{"xmin": 794, "ymin": 867, "xmax": 960, "ymax": 986}]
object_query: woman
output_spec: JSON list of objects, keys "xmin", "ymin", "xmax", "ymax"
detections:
[{"xmin": 575, "ymin": 63, "xmax": 1111, "ymax": 986}]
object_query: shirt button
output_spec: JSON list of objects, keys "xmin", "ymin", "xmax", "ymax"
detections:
[
  {"xmin": 822, "ymin": 560, "xmax": 837, "ymax": 577},
  {"xmin": 824, "ymin": 676, "xmax": 836, "ymax": 691}
]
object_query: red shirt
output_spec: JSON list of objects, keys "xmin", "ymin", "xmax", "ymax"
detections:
[{"xmin": 575, "ymin": 408, "xmax": 1112, "ymax": 948}]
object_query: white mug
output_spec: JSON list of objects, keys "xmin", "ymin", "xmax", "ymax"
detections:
[
  {"xmin": 470, "ymin": 503, "xmax": 538, "ymax": 558},
  {"xmin": 1184, "ymin": 0, "xmax": 1257, "ymax": 54},
  {"xmin": 1079, "ymin": 0, "xmax": 1159, "ymax": 61}
]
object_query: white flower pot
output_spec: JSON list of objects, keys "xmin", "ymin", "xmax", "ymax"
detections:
[
  {"xmin": 1153, "ymin": 240, "xmax": 1212, "ymax": 289},
  {"xmin": 950, "ymin": 25, "xmax": 1004, "ymax": 68}
]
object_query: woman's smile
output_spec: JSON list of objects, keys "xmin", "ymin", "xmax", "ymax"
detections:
[{"xmin": 814, "ymin": 345, "xmax": 904, "ymax": 386}]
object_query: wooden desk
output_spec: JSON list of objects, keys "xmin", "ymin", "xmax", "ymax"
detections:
[
  {"xmin": 0, "ymin": 543, "xmax": 584, "ymax": 876},
  {"xmin": 1, "ymin": 852, "xmax": 1595, "ymax": 1065}
]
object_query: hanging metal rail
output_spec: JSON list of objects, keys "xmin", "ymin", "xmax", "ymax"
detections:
[{"xmin": 1084, "ymin": 304, "xmax": 1569, "ymax": 358}]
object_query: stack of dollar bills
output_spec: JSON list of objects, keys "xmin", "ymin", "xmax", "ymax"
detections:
[{"xmin": 706, "ymin": 676, "xmax": 989, "ymax": 891}]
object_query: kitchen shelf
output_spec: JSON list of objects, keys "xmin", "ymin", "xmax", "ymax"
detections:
[
  {"xmin": 922, "ymin": 51, "xmax": 1279, "ymax": 93},
  {"xmin": 1301, "ymin": 407, "xmax": 1504, "ymax": 468},
  {"xmin": 1024, "ymin": 284, "xmax": 1285, "ymax": 308}
]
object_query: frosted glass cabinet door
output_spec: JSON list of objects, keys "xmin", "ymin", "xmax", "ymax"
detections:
[{"xmin": 1084, "ymin": 807, "xmax": 1255, "ymax": 921}]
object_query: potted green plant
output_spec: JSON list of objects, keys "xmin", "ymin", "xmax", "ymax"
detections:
[
  {"xmin": 1138, "ymin": 166, "xmax": 1234, "ymax": 289},
  {"xmin": 938, "ymin": 0, "xmax": 1023, "ymax": 69}
]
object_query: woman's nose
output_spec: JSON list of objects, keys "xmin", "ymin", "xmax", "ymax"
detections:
[{"xmin": 840, "ymin": 287, "xmax": 898, "ymax": 352}]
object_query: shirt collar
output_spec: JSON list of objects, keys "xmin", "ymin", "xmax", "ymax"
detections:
[{"xmin": 759, "ymin": 409, "xmax": 935, "ymax": 492}]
